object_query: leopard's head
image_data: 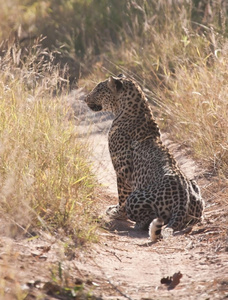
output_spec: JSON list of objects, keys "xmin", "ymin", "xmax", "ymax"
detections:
[{"xmin": 85, "ymin": 74, "xmax": 125, "ymax": 114}]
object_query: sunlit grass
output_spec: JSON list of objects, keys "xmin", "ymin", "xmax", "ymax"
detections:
[
  {"xmin": 156, "ymin": 52, "xmax": 228, "ymax": 178},
  {"xmin": 0, "ymin": 42, "xmax": 97, "ymax": 241}
]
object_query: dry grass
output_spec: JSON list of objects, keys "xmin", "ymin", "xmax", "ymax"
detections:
[
  {"xmin": 0, "ymin": 41, "xmax": 97, "ymax": 242},
  {"xmin": 157, "ymin": 51, "xmax": 228, "ymax": 179}
]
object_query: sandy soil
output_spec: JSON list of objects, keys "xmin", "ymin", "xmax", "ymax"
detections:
[{"xmin": 0, "ymin": 90, "xmax": 228, "ymax": 300}]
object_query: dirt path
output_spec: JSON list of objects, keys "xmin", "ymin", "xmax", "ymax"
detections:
[{"xmin": 0, "ymin": 90, "xmax": 227, "ymax": 300}]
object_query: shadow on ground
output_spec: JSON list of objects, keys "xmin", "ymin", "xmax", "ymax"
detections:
[{"xmin": 105, "ymin": 218, "xmax": 149, "ymax": 239}]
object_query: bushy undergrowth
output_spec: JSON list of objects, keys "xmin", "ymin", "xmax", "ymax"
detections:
[{"xmin": 0, "ymin": 42, "xmax": 97, "ymax": 241}]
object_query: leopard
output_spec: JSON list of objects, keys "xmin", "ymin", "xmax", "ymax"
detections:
[{"xmin": 85, "ymin": 74, "xmax": 204, "ymax": 241}]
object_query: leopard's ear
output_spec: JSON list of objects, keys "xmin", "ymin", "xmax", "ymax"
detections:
[{"xmin": 107, "ymin": 76, "xmax": 123, "ymax": 93}]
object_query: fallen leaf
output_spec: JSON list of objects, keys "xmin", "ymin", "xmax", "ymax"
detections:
[
  {"xmin": 169, "ymin": 271, "xmax": 183, "ymax": 290},
  {"xmin": 161, "ymin": 271, "xmax": 183, "ymax": 290},
  {"xmin": 160, "ymin": 276, "xmax": 172, "ymax": 285}
]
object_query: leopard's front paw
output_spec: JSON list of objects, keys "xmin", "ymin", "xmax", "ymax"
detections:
[{"xmin": 106, "ymin": 205, "xmax": 127, "ymax": 220}]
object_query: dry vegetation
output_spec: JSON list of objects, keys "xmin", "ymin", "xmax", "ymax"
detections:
[{"xmin": 0, "ymin": 41, "xmax": 97, "ymax": 241}]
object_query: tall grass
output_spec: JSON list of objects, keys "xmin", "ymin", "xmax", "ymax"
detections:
[
  {"xmin": 1, "ymin": 1, "xmax": 227, "ymax": 64},
  {"xmin": 156, "ymin": 48, "xmax": 228, "ymax": 179},
  {"xmin": 0, "ymin": 41, "xmax": 97, "ymax": 241}
]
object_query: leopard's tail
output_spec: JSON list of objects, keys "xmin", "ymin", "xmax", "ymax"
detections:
[{"xmin": 149, "ymin": 218, "xmax": 164, "ymax": 242}]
